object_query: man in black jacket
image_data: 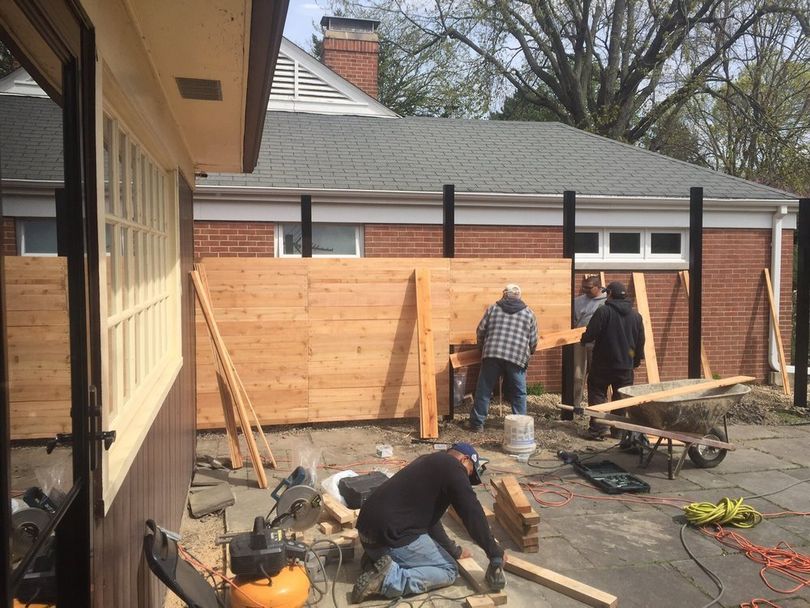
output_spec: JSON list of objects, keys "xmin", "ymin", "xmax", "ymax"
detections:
[
  {"xmin": 351, "ymin": 443, "xmax": 505, "ymax": 603},
  {"xmin": 580, "ymin": 281, "xmax": 645, "ymax": 439}
]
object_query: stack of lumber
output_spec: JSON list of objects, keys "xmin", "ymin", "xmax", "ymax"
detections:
[
  {"xmin": 319, "ymin": 493, "xmax": 360, "ymax": 532},
  {"xmin": 191, "ymin": 263, "xmax": 276, "ymax": 489},
  {"xmin": 493, "ymin": 476, "xmax": 539, "ymax": 553}
]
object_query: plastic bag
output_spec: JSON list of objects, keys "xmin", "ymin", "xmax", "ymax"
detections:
[
  {"xmin": 453, "ymin": 368, "xmax": 468, "ymax": 407},
  {"xmin": 35, "ymin": 454, "xmax": 71, "ymax": 507},
  {"xmin": 320, "ymin": 470, "xmax": 358, "ymax": 506}
]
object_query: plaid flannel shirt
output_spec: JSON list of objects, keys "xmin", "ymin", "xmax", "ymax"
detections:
[{"xmin": 477, "ymin": 302, "xmax": 538, "ymax": 368}]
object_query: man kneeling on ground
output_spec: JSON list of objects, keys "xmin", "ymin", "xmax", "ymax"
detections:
[{"xmin": 351, "ymin": 443, "xmax": 505, "ymax": 603}]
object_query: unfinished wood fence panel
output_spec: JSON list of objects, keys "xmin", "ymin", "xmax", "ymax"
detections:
[
  {"xmin": 196, "ymin": 258, "xmax": 569, "ymax": 428},
  {"xmin": 450, "ymin": 259, "xmax": 571, "ymax": 343},
  {"xmin": 5, "ymin": 257, "xmax": 71, "ymax": 439}
]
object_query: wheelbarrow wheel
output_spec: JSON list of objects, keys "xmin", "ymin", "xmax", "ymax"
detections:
[{"xmin": 687, "ymin": 426, "xmax": 728, "ymax": 469}]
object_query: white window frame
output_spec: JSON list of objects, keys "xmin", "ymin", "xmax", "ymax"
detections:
[
  {"xmin": 575, "ymin": 228, "xmax": 688, "ymax": 270},
  {"xmin": 97, "ymin": 111, "xmax": 182, "ymax": 511},
  {"xmin": 17, "ymin": 218, "xmax": 58, "ymax": 256},
  {"xmin": 275, "ymin": 223, "xmax": 363, "ymax": 258}
]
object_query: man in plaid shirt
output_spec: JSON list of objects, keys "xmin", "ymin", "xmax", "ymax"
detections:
[{"xmin": 467, "ymin": 284, "xmax": 538, "ymax": 432}]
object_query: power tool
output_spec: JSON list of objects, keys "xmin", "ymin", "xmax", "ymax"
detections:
[{"xmin": 227, "ymin": 466, "xmax": 323, "ymax": 608}]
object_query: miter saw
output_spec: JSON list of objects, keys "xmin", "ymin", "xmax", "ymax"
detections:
[{"xmin": 227, "ymin": 466, "xmax": 323, "ymax": 608}]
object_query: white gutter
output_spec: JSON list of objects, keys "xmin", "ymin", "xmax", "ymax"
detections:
[{"xmin": 769, "ymin": 205, "xmax": 793, "ymax": 375}]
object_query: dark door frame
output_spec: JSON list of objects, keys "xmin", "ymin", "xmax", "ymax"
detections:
[{"xmin": 0, "ymin": 1, "xmax": 99, "ymax": 606}]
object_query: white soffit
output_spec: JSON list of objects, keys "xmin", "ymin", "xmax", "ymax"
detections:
[
  {"xmin": 123, "ymin": 0, "xmax": 250, "ymax": 172},
  {"xmin": 269, "ymin": 38, "xmax": 397, "ymax": 117}
]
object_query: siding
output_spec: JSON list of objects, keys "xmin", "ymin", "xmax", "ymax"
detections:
[{"xmin": 92, "ymin": 176, "xmax": 196, "ymax": 607}]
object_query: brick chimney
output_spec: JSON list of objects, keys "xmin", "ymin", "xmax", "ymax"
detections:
[{"xmin": 320, "ymin": 16, "xmax": 380, "ymax": 99}]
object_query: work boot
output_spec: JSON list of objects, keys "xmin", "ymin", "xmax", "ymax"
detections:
[
  {"xmin": 360, "ymin": 552, "xmax": 374, "ymax": 572},
  {"xmin": 464, "ymin": 419, "xmax": 484, "ymax": 433},
  {"xmin": 351, "ymin": 554, "xmax": 393, "ymax": 603},
  {"xmin": 587, "ymin": 419, "xmax": 610, "ymax": 441}
]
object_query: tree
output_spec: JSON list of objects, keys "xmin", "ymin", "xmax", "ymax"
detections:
[
  {"xmin": 330, "ymin": 0, "xmax": 809, "ymax": 143},
  {"xmin": 1, "ymin": 40, "xmax": 16, "ymax": 78},
  {"xmin": 683, "ymin": 12, "xmax": 810, "ymax": 194}
]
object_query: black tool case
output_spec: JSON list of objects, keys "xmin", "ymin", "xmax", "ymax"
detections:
[
  {"xmin": 573, "ymin": 460, "xmax": 650, "ymax": 494},
  {"xmin": 338, "ymin": 471, "xmax": 388, "ymax": 508}
]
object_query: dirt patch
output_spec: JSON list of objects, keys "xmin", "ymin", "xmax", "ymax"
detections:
[{"xmin": 728, "ymin": 383, "xmax": 806, "ymax": 424}]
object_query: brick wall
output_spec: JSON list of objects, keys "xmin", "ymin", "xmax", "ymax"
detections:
[
  {"xmin": 193, "ymin": 221, "xmax": 274, "ymax": 259},
  {"xmin": 322, "ymin": 37, "xmax": 379, "ymax": 99},
  {"xmin": 193, "ymin": 220, "xmax": 793, "ymax": 391},
  {"xmin": 2, "ymin": 218, "xmax": 17, "ymax": 255}
]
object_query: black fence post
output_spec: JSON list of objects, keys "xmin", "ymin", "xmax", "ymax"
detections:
[
  {"xmin": 688, "ymin": 187, "xmax": 703, "ymax": 379},
  {"xmin": 444, "ymin": 184, "xmax": 456, "ymax": 419},
  {"xmin": 794, "ymin": 198, "xmax": 810, "ymax": 409},
  {"xmin": 443, "ymin": 184, "xmax": 455, "ymax": 259},
  {"xmin": 561, "ymin": 191, "xmax": 576, "ymax": 418},
  {"xmin": 301, "ymin": 194, "xmax": 312, "ymax": 258}
]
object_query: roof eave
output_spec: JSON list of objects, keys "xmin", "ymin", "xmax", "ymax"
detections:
[{"xmin": 242, "ymin": 0, "xmax": 290, "ymax": 173}]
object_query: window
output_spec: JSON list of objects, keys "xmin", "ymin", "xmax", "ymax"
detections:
[
  {"xmin": 17, "ymin": 218, "xmax": 58, "ymax": 255},
  {"xmin": 277, "ymin": 223, "xmax": 362, "ymax": 257},
  {"xmin": 101, "ymin": 114, "xmax": 180, "ymax": 505},
  {"xmin": 575, "ymin": 229, "xmax": 687, "ymax": 266}
]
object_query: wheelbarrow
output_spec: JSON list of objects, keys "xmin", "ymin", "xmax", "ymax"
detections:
[{"xmin": 615, "ymin": 379, "xmax": 751, "ymax": 477}]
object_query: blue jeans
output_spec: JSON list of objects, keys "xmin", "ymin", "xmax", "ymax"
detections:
[
  {"xmin": 363, "ymin": 534, "xmax": 458, "ymax": 598},
  {"xmin": 470, "ymin": 357, "xmax": 527, "ymax": 427}
]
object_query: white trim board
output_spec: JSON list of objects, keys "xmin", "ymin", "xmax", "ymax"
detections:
[{"xmin": 194, "ymin": 193, "xmax": 798, "ymax": 230}]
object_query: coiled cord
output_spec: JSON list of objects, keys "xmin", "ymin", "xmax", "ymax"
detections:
[{"xmin": 683, "ymin": 497, "xmax": 763, "ymax": 528}]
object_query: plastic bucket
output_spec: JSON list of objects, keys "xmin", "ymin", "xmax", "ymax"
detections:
[{"xmin": 503, "ymin": 414, "xmax": 536, "ymax": 454}]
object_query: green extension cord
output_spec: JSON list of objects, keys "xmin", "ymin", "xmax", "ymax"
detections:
[{"xmin": 683, "ymin": 497, "xmax": 763, "ymax": 528}]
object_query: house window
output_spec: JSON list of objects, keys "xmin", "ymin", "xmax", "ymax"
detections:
[
  {"xmin": 576, "ymin": 229, "xmax": 687, "ymax": 266},
  {"xmin": 100, "ymin": 114, "xmax": 180, "ymax": 504},
  {"xmin": 277, "ymin": 223, "xmax": 362, "ymax": 257},
  {"xmin": 17, "ymin": 218, "xmax": 58, "ymax": 255}
]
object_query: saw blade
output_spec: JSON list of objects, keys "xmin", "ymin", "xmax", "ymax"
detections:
[
  {"xmin": 275, "ymin": 485, "xmax": 322, "ymax": 531},
  {"xmin": 11, "ymin": 507, "xmax": 52, "ymax": 561}
]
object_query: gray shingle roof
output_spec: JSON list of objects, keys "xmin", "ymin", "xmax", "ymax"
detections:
[
  {"xmin": 201, "ymin": 111, "xmax": 793, "ymax": 200},
  {"xmin": 0, "ymin": 95, "xmax": 63, "ymax": 182}
]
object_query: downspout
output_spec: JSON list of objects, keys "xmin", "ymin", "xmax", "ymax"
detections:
[{"xmin": 769, "ymin": 205, "xmax": 790, "ymax": 374}]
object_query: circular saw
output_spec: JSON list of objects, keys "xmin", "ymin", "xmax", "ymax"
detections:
[
  {"xmin": 275, "ymin": 484, "xmax": 322, "ymax": 531},
  {"xmin": 11, "ymin": 507, "xmax": 51, "ymax": 561}
]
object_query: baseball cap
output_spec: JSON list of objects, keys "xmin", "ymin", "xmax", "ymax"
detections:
[
  {"xmin": 603, "ymin": 281, "xmax": 627, "ymax": 299},
  {"xmin": 450, "ymin": 442, "xmax": 488, "ymax": 485}
]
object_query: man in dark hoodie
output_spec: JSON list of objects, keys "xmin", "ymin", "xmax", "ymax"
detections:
[
  {"xmin": 580, "ymin": 281, "xmax": 645, "ymax": 439},
  {"xmin": 352, "ymin": 442, "xmax": 505, "ymax": 603},
  {"xmin": 468, "ymin": 284, "xmax": 538, "ymax": 432}
]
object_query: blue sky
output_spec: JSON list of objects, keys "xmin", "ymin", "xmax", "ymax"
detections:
[{"xmin": 283, "ymin": 1, "xmax": 326, "ymax": 51}]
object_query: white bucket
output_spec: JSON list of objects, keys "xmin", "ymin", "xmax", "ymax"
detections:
[{"xmin": 503, "ymin": 414, "xmax": 536, "ymax": 454}]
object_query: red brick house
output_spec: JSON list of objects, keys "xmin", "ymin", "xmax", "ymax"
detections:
[
  {"xmin": 1, "ymin": 17, "xmax": 799, "ymax": 393},
  {"xmin": 193, "ymin": 18, "xmax": 799, "ymax": 390}
]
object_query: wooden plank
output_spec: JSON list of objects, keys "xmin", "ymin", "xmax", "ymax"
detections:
[
  {"xmin": 493, "ymin": 494, "xmax": 539, "ymax": 532},
  {"xmin": 505, "ymin": 555, "xmax": 617, "ymax": 608},
  {"xmin": 465, "ymin": 596, "xmax": 496, "ymax": 608},
  {"xmin": 456, "ymin": 557, "xmax": 490, "ymax": 594},
  {"xmin": 498, "ymin": 477, "xmax": 532, "ymax": 514},
  {"xmin": 191, "ymin": 270, "xmax": 268, "ymax": 488},
  {"xmin": 679, "ymin": 271, "xmax": 713, "ymax": 379},
  {"xmin": 447, "ymin": 504, "xmax": 496, "ymax": 527},
  {"xmin": 322, "ymin": 493, "xmax": 355, "ymax": 525},
  {"xmin": 631, "ymin": 273, "xmax": 659, "ymax": 383},
  {"xmin": 450, "ymin": 327, "xmax": 585, "ymax": 368},
  {"xmin": 416, "ymin": 268, "xmax": 439, "ymax": 439},
  {"xmin": 493, "ymin": 502, "xmax": 539, "ymax": 549},
  {"xmin": 197, "ymin": 264, "xmax": 244, "ymax": 468},
  {"xmin": 587, "ymin": 375, "xmax": 754, "ymax": 413},
  {"xmin": 763, "ymin": 268, "xmax": 791, "ymax": 397}
]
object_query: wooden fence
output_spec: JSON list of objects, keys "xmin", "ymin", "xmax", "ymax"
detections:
[
  {"xmin": 4, "ymin": 256, "xmax": 71, "ymax": 440},
  {"xmin": 196, "ymin": 258, "xmax": 571, "ymax": 428}
]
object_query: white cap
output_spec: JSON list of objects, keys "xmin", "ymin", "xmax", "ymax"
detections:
[{"xmin": 504, "ymin": 283, "xmax": 521, "ymax": 299}]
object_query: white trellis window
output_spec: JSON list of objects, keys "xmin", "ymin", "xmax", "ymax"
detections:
[{"xmin": 101, "ymin": 114, "xmax": 181, "ymax": 503}]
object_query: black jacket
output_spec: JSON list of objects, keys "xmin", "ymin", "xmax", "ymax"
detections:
[
  {"xmin": 356, "ymin": 452, "xmax": 503, "ymax": 559},
  {"xmin": 581, "ymin": 299, "xmax": 645, "ymax": 372}
]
